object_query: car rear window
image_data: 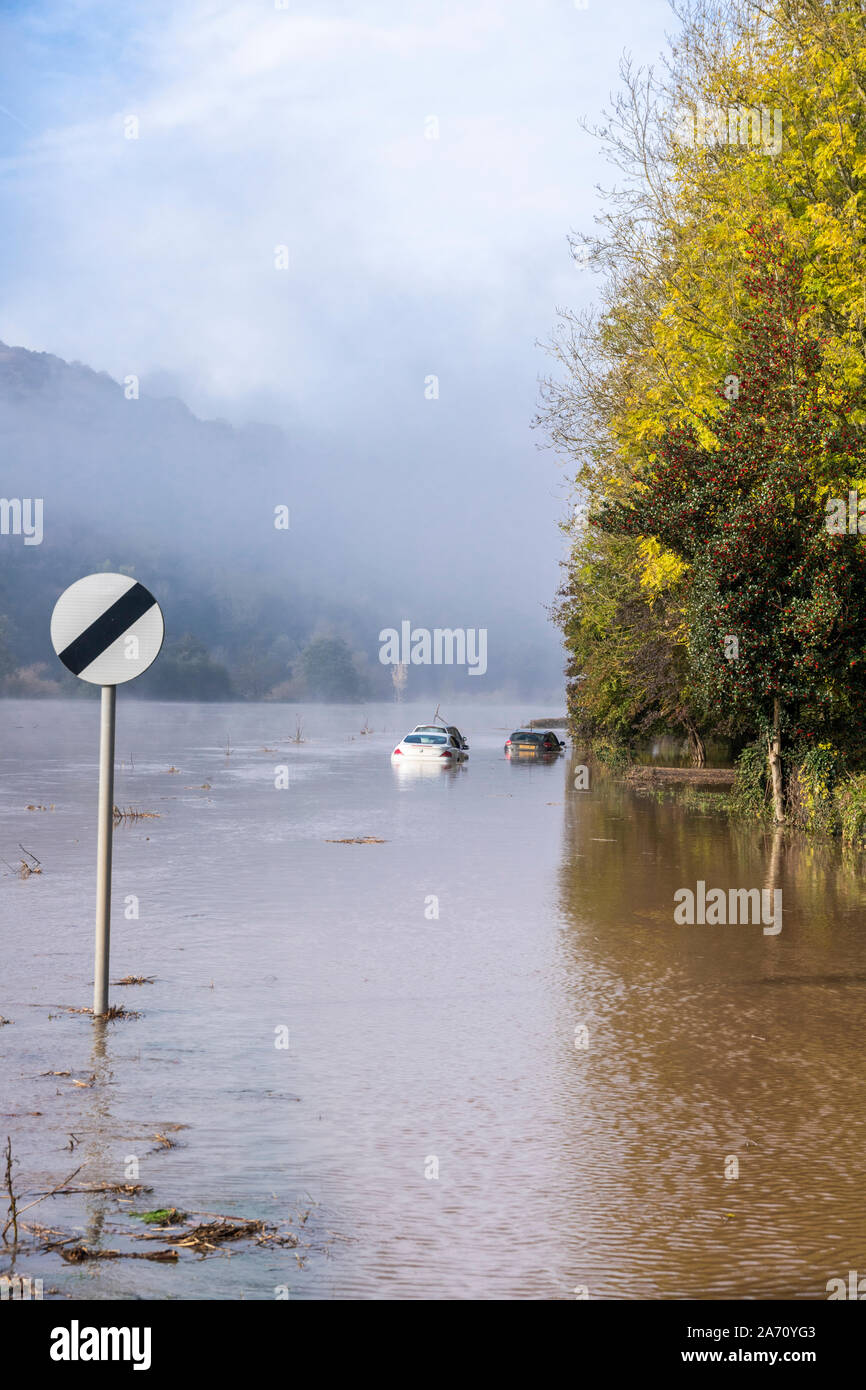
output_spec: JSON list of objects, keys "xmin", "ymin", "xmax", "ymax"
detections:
[
  {"xmin": 511, "ymin": 731, "xmax": 539, "ymax": 741},
  {"xmin": 405, "ymin": 733, "xmax": 447, "ymax": 744}
]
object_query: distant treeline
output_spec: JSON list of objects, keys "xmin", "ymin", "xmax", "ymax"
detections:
[{"xmin": 0, "ymin": 547, "xmax": 381, "ymax": 701}]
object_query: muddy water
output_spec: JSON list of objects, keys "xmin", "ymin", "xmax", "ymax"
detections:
[{"xmin": 1, "ymin": 699, "xmax": 864, "ymax": 1299}]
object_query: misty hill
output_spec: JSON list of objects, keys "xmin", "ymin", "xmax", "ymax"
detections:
[{"xmin": 0, "ymin": 341, "xmax": 560, "ymax": 700}]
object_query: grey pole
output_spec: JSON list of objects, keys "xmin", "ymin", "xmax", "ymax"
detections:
[{"xmin": 93, "ymin": 684, "xmax": 116, "ymax": 1017}]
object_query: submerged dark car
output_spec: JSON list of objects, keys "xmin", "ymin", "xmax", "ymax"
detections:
[
  {"xmin": 505, "ymin": 730, "xmax": 542, "ymax": 752},
  {"xmin": 539, "ymin": 730, "xmax": 565, "ymax": 752},
  {"xmin": 504, "ymin": 730, "xmax": 564, "ymax": 756}
]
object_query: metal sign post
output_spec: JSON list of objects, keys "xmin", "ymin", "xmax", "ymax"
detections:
[
  {"xmin": 50, "ymin": 574, "xmax": 164, "ymax": 1017},
  {"xmin": 93, "ymin": 684, "xmax": 117, "ymax": 1017}
]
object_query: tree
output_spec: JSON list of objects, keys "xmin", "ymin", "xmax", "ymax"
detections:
[
  {"xmin": 299, "ymin": 636, "xmax": 365, "ymax": 702},
  {"xmin": 144, "ymin": 634, "xmax": 232, "ymax": 700},
  {"xmin": 542, "ymin": 1, "xmax": 866, "ymax": 764},
  {"xmin": 553, "ymin": 524, "xmax": 716, "ymax": 759},
  {"xmin": 596, "ymin": 228, "xmax": 866, "ymax": 819},
  {"xmin": 0, "ymin": 615, "xmax": 14, "ymax": 684}
]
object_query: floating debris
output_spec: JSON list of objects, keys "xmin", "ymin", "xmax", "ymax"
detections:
[
  {"xmin": 131, "ymin": 1209, "xmax": 302, "ymax": 1252},
  {"xmin": 150, "ymin": 1133, "xmax": 177, "ymax": 1151},
  {"xmin": 266, "ymin": 1232, "xmax": 300, "ymax": 1248},
  {"xmin": 131, "ymin": 1207, "xmax": 187, "ymax": 1226},
  {"xmin": 61, "ymin": 1244, "xmax": 178, "ymax": 1263},
  {"xmin": 113, "ymin": 806, "xmax": 161, "ymax": 823},
  {"xmin": 112, "ymin": 976, "xmax": 155, "ymax": 986},
  {"xmin": 22, "ymin": 1202, "xmax": 307, "ymax": 1266},
  {"xmin": 325, "ymin": 837, "xmax": 387, "ymax": 845},
  {"xmin": 8, "ymin": 846, "xmax": 42, "ymax": 878},
  {"xmin": 166, "ymin": 1218, "xmax": 267, "ymax": 1252},
  {"xmin": 44, "ymin": 1003, "xmax": 141, "ymax": 1021}
]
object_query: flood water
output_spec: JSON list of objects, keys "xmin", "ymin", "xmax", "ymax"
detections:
[{"xmin": 1, "ymin": 698, "xmax": 865, "ymax": 1300}]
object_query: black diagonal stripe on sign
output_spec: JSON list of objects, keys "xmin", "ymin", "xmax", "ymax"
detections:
[{"xmin": 59, "ymin": 583, "xmax": 156, "ymax": 676}]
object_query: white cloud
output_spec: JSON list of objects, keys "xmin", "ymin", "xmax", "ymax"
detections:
[{"xmin": 3, "ymin": 0, "xmax": 668, "ymax": 401}]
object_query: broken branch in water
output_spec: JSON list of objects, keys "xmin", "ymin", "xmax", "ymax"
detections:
[
  {"xmin": 13, "ymin": 1164, "xmax": 85, "ymax": 1221},
  {"xmin": 24, "ymin": 1223, "xmax": 84, "ymax": 1250},
  {"xmin": 33, "ymin": 1181, "xmax": 153, "ymax": 1197}
]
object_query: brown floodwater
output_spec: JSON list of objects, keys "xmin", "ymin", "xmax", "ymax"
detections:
[{"xmin": 1, "ymin": 699, "xmax": 864, "ymax": 1298}]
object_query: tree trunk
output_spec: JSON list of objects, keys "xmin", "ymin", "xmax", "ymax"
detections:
[
  {"xmin": 767, "ymin": 697, "xmax": 785, "ymax": 823},
  {"xmin": 685, "ymin": 718, "xmax": 706, "ymax": 767}
]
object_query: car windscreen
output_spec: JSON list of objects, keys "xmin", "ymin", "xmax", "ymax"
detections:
[{"xmin": 404, "ymin": 733, "xmax": 447, "ymax": 744}]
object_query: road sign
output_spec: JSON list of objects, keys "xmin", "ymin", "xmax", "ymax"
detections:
[
  {"xmin": 50, "ymin": 573, "xmax": 164, "ymax": 1017},
  {"xmin": 50, "ymin": 572, "xmax": 163, "ymax": 685}
]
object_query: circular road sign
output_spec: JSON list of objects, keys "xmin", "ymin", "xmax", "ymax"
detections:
[{"xmin": 51, "ymin": 573, "xmax": 164, "ymax": 686}]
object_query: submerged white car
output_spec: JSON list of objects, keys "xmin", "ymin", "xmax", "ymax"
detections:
[
  {"xmin": 410, "ymin": 724, "xmax": 469, "ymax": 751},
  {"xmin": 391, "ymin": 727, "xmax": 468, "ymax": 763}
]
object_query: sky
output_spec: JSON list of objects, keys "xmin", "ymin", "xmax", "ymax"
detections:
[{"xmin": 0, "ymin": 0, "xmax": 675, "ymax": 696}]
